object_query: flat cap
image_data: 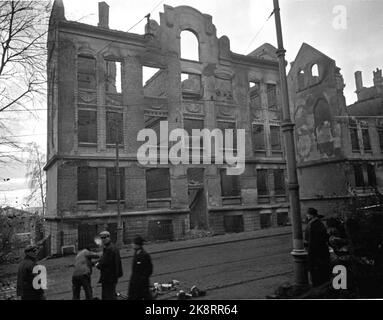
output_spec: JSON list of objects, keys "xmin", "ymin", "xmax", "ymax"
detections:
[{"xmin": 99, "ymin": 231, "xmax": 110, "ymax": 237}]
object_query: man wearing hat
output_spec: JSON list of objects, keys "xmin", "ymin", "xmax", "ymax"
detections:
[
  {"xmin": 16, "ymin": 245, "xmax": 46, "ymax": 300},
  {"xmin": 304, "ymin": 207, "xmax": 331, "ymax": 287},
  {"xmin": 128, "ymin": 235, "xmax": 153, "ymax": 300},
  {"xmin": 96, "ymin": 231, "xmax": 123, "ymax": 300}
]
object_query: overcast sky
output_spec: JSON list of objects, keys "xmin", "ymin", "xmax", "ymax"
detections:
[{"xmin": 1, "ymin": 0, "xmax": 382, "ymax": 208}]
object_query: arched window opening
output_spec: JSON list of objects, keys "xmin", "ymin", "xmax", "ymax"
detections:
[
  {"xmin": 311, "ymin": 64, "xmax": 319, "ymax": 78},
  {"xmin": 180, "ymin": 30, "xmax": 199, "ymax": 61}
]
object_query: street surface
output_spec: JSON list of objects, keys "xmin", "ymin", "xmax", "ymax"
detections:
[{"xmin": 46, "ymin": 232, "xmax": 294, "ymax": 300}]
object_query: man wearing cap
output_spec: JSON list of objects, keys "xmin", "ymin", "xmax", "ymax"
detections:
[
  {"xmin": 304, "ymin": 207, "xmax": 331, "ymax": 287},
  {"xmin": 96, "ymin": 231, "xmax": 123, "ymax": 300},
  {"xmin": 16, "ymin": 245, "xmax": 46, "ymax": 300},
  {"xmin": 128, "ymin": 235, "xmax": 153, "ymax": 300}
]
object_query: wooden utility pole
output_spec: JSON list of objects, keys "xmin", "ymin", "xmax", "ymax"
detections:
[
  {"xmin": 115, "ymin": 124, "xmax": 123, "ymax": 248},
  {"xmin": 273, "ymin": 0, "xmax": 308, "ymax": 287}
]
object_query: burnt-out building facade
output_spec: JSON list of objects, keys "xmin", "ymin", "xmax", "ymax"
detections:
[
  {"xmin": 45, "ymin": 1, "xmax": 289, "ymax": 254},
  {"xmin": 288, "ymin": 43, "xmax": 383, "ymax": 218}
]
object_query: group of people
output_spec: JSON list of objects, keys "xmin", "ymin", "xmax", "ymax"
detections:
[
  {"xmin": 16, "ymin": 207, "xmax": 333, "ymax": 300},
  {"xmin": 16, "ymin": 232, "xmax": 153, "ymax": 300}
]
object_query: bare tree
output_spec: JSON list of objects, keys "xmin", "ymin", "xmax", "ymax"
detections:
[
  {"xmin": 24, "ymin": 142, "xmax": 46, "ymax": 215},
  {"xmin": 0, "ymin": 1, "xmax": 51, "ymax": 162}
]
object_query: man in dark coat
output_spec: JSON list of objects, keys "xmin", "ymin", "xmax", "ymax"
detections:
[
  {"xmin": 96, "ymin": 231, "xmax": 123, "ymax": 300},
  {"xmin": 304, "ymin": 207, "xmax": 331, "ymax": 287},
  {"xmin": 128, "ymin": 236, "xmax": 153, "ymax": 300},
  {"xmin": 16, "ymin": 245, "xmax": 46, "ymax": 300}
]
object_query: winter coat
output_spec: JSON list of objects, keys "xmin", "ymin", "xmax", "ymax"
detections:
[
  {"xmin": 16, "ymin": 255, "xmax": 45, "ymax": 300},
  {"xmin": 128, "ymin": 249, "xmax": 153, "ymax": 300},
  {"xmin": 97, "ymin": 242, "xmax": 123, "ymax": 284}
]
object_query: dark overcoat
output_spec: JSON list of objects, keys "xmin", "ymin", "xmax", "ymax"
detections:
[
  {"xmin": 128, "ymin": 249, "xmax": 153, "ymax": 300},
  {"xmin": 16, "ymin": 256, "xmax": 45, "ymax": 300},
  {"xmin": 98, "ymin": 242, "xmax": 123, "ymax": 284}
]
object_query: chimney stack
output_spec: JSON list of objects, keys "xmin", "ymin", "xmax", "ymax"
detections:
[
  {"xmin": 354, "ymin": 71, "xmax": 363, "ymax": 92},
  {"xmin": 98, "ymin": 2, "xmax": 109, "ymax": 28}
]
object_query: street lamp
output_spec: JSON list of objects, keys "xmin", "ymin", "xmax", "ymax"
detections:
[{"xmin": 273, "ymin": 0, "xmax": 308, "ymax": 288}]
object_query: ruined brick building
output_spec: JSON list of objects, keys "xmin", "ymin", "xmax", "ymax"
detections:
[
  {"xmin": 288, "ymin": 43, "xmax": 383, "ymax": 216},
  {"xmin": 45, "ymin": 1, "xmax": 289, "ymax": 254}
]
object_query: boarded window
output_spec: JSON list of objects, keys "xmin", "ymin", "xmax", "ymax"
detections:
[
  {"xmin": 267, "ymin": 84, "xmax": 277, "ymax": 109},
  {"xmin": 78, "ymin": 109, "xmax": 97, "ymax": 144},
  {"xmin": 270, "ymin": 126, "xmax": 282, "ymax": 151},
  {"xmin": 362, "ymin": 126, "xmax": 371, "ymax": 152},
  {"xmin": 106, "ymin": 112, "xmax": 123, "ymax": 145},
  {"xmin": 78, "ymin": 167, "xmax": 98, "ymax": 201},
  {"xmin": 353, "ymin": 164, "xmax": 364, "ymax": 187},
  {"xmin": 257, "ymin": 169, "xmax": 269, "ymax": 196},
  {"xmin": 218, "ymin": 121, "xmax": 237, "ymax": 150},
  {"xmin": 274, "ymin": 169, "xmax": 286, "ymax": 195},
  {"xmin": 146, "ymin": 168, "xmax": 170, "ymax": 199},
  {"xmin": 253, "ymin": 124, "xmax": 265, "ymax": 150},
  {"xmin": 220, "ymin": 169, "xmax": 240, "ymax": 197},
  {"xmin": 78, "ymin": 56, "xmax": 96, "ymax": 90},
  {"xmin": 367, "ymin": 164, "xmax": 377, "ymax": 187},
  {"xmin": 105, "ymin": 60, "xmax": 121, "ymax": 93},
  {"xmin": 106, "ymin": 168, "xmax": 125, "ymax": 200}
]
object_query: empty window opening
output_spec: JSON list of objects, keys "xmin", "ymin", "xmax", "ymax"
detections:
[
  {"xmin": 78, "ymin": 167, "xmax": 98, "ymax": 201},
  {"xmin": 353, "ymin": 164, "xmax": 364, "ymax": 187},
  {"xmin": 361, "ymin": 125, "xmax": 371, "ymax": 152},
  {"xmin": 270, "ymin": 126, "xmax": 282, "ymax": 151},
  {"xmin": 78, "ymin": 55, "xmax": 96, "ymax": 90},
  {"xmin": 267, "ymin": 84, "xmax": 277, "ymax": 109},
  {"xmin": 180, "ymin": 30, "xmax": 199, "ymax": 61},
  {"xmin": 253, "ymin": 124, "xmax": 265, "ymax": 151},
  {"xmin": 106, "ymin": 167, "xmax": 125, "ymax": 201},
  {"xmin": 146, "ymin": 168, "xmax": 170, "ymax": 199},
  {"xmin": 105, "ymin": 60, "xmax": 121, "ymax": 93},
  {"xmin": 220, "ymin": 169, "xmax": 240, "ymax": 197},
  {"xmin": 106, "ymin": 111, "xmax": 123, "ymax": 145},
  {"xmin": 367, "ymin": 164, "xmax": 377, "ymax": 186},
  {"xmin": 257, "ymin": 169, "xmax": 269, "ymax": 196},
  {"xmin": 143, "ymin": 66, "xmax": 164, "ymax": 97},
  {"xmin": 349, "ymin": 120, "xmax": 360, "ymax": 152},
  {"xmin": 298, "ymin": 70, "xmax": 305, "ymax": 90},
  {"xmin": 274, "ymin": 169, "xmax": 286, "ymax": 195},
  {"xmin": 181, "ymin": 72, "xmax": 201, "ymax": 99},
  {"xmin": 218, "ymin": 121, "xmax": 237, "ymax": 151},
  {"xmin": 311, "ymin": 64, "xmax": 319, "ymax": 78},
  {"xmin": 78, "ymin": 109, "xmax": 97, "ymax": 144}
]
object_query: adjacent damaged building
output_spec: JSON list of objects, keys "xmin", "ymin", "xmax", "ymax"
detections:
[
  {"xmin": 45, "ymin": 1, "xmax": 289, "ymax": 254},
  {"xmin": 288, "ymin": 43, "xmax": 383, "ymax": 216}
]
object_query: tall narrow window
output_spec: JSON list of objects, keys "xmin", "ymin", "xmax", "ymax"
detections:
[
  {"xmin": 361, "ymin": 125, "xmax": 371, "ymax": 152},
  {"xmin": 78, "ymin": 56, "xmax": 96, "ymax": 90},
  {"xmin": 249, "ymin": 82, "xmax": 261, "ymax": 110},
  {"xmin": 218, "ymin": 121, "xmax": 237, "ymax": 151},
  {"xmin": 105, "ymin": 60, "xmax": 121, "ymax": 93},
  {"xmin": 274, "ymin": 169, "xmax": 286, "ymax": 196},
  {"xmin": 146, "ymin": 168, "xmax": 170, "ymax": 199},
  {"xmin": 353, "ymin": 164, "xmax": 365, "ymax": 187},
  {"xmin": 378, "ymin": 126, "xmax": 383, "ymax": 152},
  {"xmin": 180, "ymin": 30, "xmax": 199, "ymax": 61},
  {"xmin": 220, "ymin": 169, "xmax": 240, "ymax": 197},
  {"xmin": 267, "ymin": 84, "xmax": 277, "ymax": 109},
  {"xmin": 78, "ymin": 167, "xmax": 98, "ymax": 201},
  {"xmin": 349, "ymin": 120, "xmax": 360, "ymax": 152},
  {"xmin": 253, "ymin": 124, "xmax": 265, "ymax": 151},
  {"xmin": 367, "ymin": 164, "xmax": 377, "ymax": 187},
  {"xmin": 297, "ymin": 70, "xmax": 305, "ymax": 91},
  {"xmin": 184, "ymin": 118, "xmax": 204, "ymax": 150},
  {"xmin": 257, "ymin": 169, "xmax": 269, "ymax": 196},
  {"xmin": 106, "ymin": 168, "xmax": 125, "ymax": 200},
  {"xmin": 106, "ymin": 112, "xmax": 123, "ymax": 145},
  {"xmin": 270, "ymin": 126, "xmax": 282, "ymax": 151},
  {"xmin": 78, "ymin": 109, "xmax": 97, "ymax": 144},
  {"xmin": 311, "ymin": 64, "xmax": 319, "ymax": 77}
]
